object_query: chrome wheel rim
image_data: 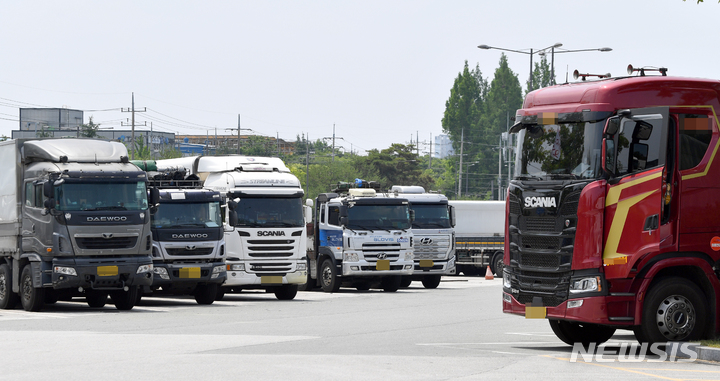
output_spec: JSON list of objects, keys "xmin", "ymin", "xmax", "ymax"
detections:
[{"xmin": 656, "ymin": 294, "xmax": 695, "ymax": 340}]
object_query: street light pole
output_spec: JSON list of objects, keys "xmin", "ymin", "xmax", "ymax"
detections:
[{"xmin": 478, "ymin": 43, "xmax": 562, "ymax": 90}]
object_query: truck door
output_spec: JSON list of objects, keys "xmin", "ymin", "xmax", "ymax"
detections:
[
  {"xmin": 603, "ymin": 107, "xmax": 669, "ymax": 278},
  {"xmin": 21, "ymin": 181, "xmax": 54, "ymax": 253}
]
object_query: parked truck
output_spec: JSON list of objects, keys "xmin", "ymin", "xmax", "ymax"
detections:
[
  {"xmin": 503, "ymin": 66, "xmax": 720, "ymax": 344},
  {"xmin": 449, "ymin": 200, "xmax": 505, "ymax": 277},
  {"xmin": 0, "ymin": 139, "xmax": 156, "ymax": 311},
  {"xmin": 132, "ymin": 160, "xmax": 227, "ymax": 305},
  {"xmin": 389, "ymin": 186, "xmax": 455, "ymax": 289},
  {"xmin": 307, "ymin": 179, "xmax": 414, "ymax": 292},
  {"xmin": 152, "ymin": 155, "xmax": 310, "ymax": 301}
]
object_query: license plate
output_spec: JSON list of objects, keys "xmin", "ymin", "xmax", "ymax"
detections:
[
  {"xmin": 419, "ymin": 260, "xmax": 434, "ymax": 268},
  {"xmin": 179, "ymin": 267, "xmax": 201, "ymax": 279},
  {"xmin": 97, "ymin": 266, "xmax": 118, "ymax": 277},
  {"xmin": 261, "ymin": 276, "xmax": 283, "ymax": 284},
  {"xmin": 376, "ymin": 260, "xmax": 390, "ymax": 271},
  {"xmin": 525, "ymin": 306, "xmax": 547, "ymax": 319}
]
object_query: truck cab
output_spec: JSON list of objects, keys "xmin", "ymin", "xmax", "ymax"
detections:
[{"xmin": 309, "ymin": 180, "xmax": 414, "ymax": 292}]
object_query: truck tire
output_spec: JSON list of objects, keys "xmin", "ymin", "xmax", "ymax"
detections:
[
  {"xmin": 194, "ymin": 283, "xmax": 218, "ymax": 305},
  {"xmin": 274, "ymin": 284, "xmax": 298, "ymax": 300},
  {"xmin": 421, "ymin": 275, "xmax": 442, "ymax": 289},
  {"xmin": 320, "ymin": 259, "xmax": 340, "ymax": 293},
  {"xmin": 633, "ymin": 277, "xmax": 707, "ymax": 343},
  {"xmin": 110, "ymin": 286, "xmax": 138, "ymax": 311},
  {"xmin": 215, "ymin": 287, "xmax": 226, "ymax": 301},
  {"xmin": 0, "ymin": 263, "xmax": 18, "ymax": 309},
  {"xmin": 400, "ymin": 276, "xmax": 412, "ymax": 288},
  {"xmin": 381, "ymin": 276, "xmax": 401, "ymax": 292},
  {"xmin": 491, "ymin": 252, "xmax": 504, "ymax": 277},
  {"xmin": 86, "ymin": 291, "xmax": 108, "ymax": 308},
  {"xmin": 549, "ymin": 319, "xmax": 615, "ymax": 347},
  {"xmin": 20, "ymin": 264, "xmax": 45, "ymax": 312}
]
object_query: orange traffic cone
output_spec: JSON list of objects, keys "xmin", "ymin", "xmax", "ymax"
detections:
[{"xmin": 485, "ymin": 265, "xmax": 494, "ymax": 280}]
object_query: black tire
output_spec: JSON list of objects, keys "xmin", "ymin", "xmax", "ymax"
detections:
[
  {"xmin": 549, "ymin": 319, "xmax": 616, "ymax": 347},
  {"xmin": 86, "ymin": 291, "xmax": 108, "ymax": 308},
  {"xmin": 320, "ymin": 259, "xmax": 340, "ymax": 293},
  {"xmin": 634, "ymin": 277, "xmax": 707, "ymax": 344},
  {"xmin": 381, "ymin": 276, "xmax": 401, "ymax": 292},
  {"xmin": 20, "ymin": 264, "xmax": 45, "ymax": 312},
  {"xmin": 421, "ymin": 275, "xmax": 442, "ymax": 289},
  {"xmin": 194, "ymin": 283, "xmax": 218, "ymax": 305},
  {"xmin": 215, "ymin": 287, "xmax": 226, "ymax": 301},
  {"xmin": 355, "ymin": 282, "xmax": 371, "ymax": 291},
  {"xmin": 274, "ymin": 284, "xmax": 298, "ymax": 300},
  {"xmin": 491, "ymin": 252, "xmax": 504, "ymax": 277},
  {"xmin": 0, "ymin": 263, "xmax": 18, "ymax": 309},
  {"xmin": 400, "ymin": 276, "xmax": 412, "ymax": 288},
  {"xmin": 110, "ymin": 286, "xmax": 138, "ymax": 311}
]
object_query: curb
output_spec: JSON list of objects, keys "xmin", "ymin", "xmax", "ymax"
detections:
[{"xmin": 664, "ymin": 343, "xmax": 720, "ymax": 362}]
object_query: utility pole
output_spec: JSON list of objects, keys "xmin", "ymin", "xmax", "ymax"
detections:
[
  {"xmin": 305, "ymin": 133, "xmax": 310, "ymax": 196},
  {"xmin": 226, "ymin": 114, "xmax": 250, "ymax": 155},
  {"xmin": 121, "ymin": 92, "xmax": 147, "ymax": 160},
  {"xmin": 429, "ymin": 133, "xmax": 432, "ymax": 169},
  {"xmin": 323, "ymin": 124, "xmax": 343, "ymax": 162},
  {"xmin": 277, "ymin": 132, "xmax": 280, "ymax": 156}
]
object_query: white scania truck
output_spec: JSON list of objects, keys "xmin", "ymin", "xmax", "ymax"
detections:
[
  {"xmin": 306, "ymin": 180, "xmax": 414, "ymax": 292},
  {"xmin": 0, "ymin": 139, "xmax": 156, "ymax": 311},
  {"xmin": 388, "ymin": 186, "xmax": 455, "ymax": 288},
  {"xmin": 152, "ymin": 155, "xmax": 311, "ymax": 301}
]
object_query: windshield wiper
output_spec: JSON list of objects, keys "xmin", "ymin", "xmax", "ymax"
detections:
[
  {"xmin": 169, "ymin": 223, "xmax": 206, "ymax": 228},
  {"xmin": 516, "ymin": 175, "xmax": 544, "ymax": 181},
  {"xmin": 413, "ymin": 222, "xmax": 448, "ymax": 228},
  {"xmin": 549, "ymin": 173, "xmax": 579, "ymax": 180},
  {"xmin": 264, "ymin": 222, "xmax": 301, "ymax": 227}
]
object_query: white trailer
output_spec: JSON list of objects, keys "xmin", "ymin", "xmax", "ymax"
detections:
[{"xmin": 448, "ymin": 200, "xmax": 505, "ymax": 276}]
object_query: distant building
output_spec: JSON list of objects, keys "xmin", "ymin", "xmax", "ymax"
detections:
[
  {"xmin": 176, "ymin": 134, "xmax": 295, "ymax": 155},
  {"xmin": 434, "ymin": 134, "xmax": 454, "ymax": 159},
  {"xmin": 19, "ymin": 108, "xmax": 83, "ymax": 133}
]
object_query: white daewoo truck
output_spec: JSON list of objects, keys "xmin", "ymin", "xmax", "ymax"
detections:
[
  {"xmin": 388, "ymin": 186, "xmax": 455, "ymax": 288},
  {"xmin": 0, "ymin": 139, "xmax": 156, "ymax": 311},
  {"xmin": 306, "ymin": 180, "xmax": 414, "ymax": 292},
  {"xmin": 152, "ymin": 155, "xmax": 311, "ymax": 301}
]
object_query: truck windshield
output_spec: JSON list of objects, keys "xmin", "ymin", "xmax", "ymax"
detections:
[
  {"xmin": 411, "ymin": 204, "xmax": 451, "ymax": 229},
  {"xmin": 152, "ymin": 202, "xmax": 222, "ymax": 228},
  {"xmin": 347, "ymin": 204, "xmax": 411, "ymax": 230},
  {"xmin": 55, "ymin": 182, "xmax": 148, "ymax": 211},
  {"xmin": 233, "ymin": 197, "xmax": 304, "ymax": 228},
  {"xmin": 515, "ymin": 121, "xmax": 605, "ymax": 180}
]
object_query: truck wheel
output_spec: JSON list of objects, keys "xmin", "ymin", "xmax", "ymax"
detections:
[
  {"xmin": 381, "ymin": 276, "xmax": 401, "ymax": 292},
  {"xmin": 320, "ymin": 259, "xmax": 340, "ymax": 293},
  {"xmin": 634, "ymin": 277, "xmax": 707, "ymax": 343},
  {"xmin": 20, "ymin": 264, "xmax": 45, "ymax": 312},
  {"xmin": 110, "ymin": 286, "xmax": 138, "ymax": 311},
  {"xmin": 194, "ymin": 283, "xmax": 218, "ymax": 305},
  {"xmin": 0, "ymin": 263, "xmax": 18, "ymax": 309},
  {"xmin": 274, "ymin": 284, "xmax": 298, "ymax": 300},
  {"xmin": 421, "ymin": 275, "xmax": 442, "ymax": 289},
  {"xmin": 215, "ymin": 287, "xmax": 226, "ymax": 301},
  {"xmin": 400, "ymin": 276, "xmax": 412, "ymax": 288},
  {"xmin": 549, "ymin": 320, "xmax": 616, "ymax": 347},
  {"xmin": 491, "ymin": 252, "xmax": 504, "ymax": 277},
  {"xmin": 86, "ymin": 291, "xmax": 108, "ymax": 308}
]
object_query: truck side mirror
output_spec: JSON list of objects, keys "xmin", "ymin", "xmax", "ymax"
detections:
[
  {"xmin": 339, "ymin": 206, "xmax": 348, "ymax": 218},
  {"xmin": 228, "ymin": 210, "xmax": 238, "ymax": 226},
  {"xmin": 305, "ymin": 198, "xmax": 314, "ymax": 208},
  {"xmin": 148, "ymin": 187, "xmax": 160, "ymax": 206},
  {"xmin": 43, "ymin": 181, "xmax": 53, "ymax": 198},
  {"xmin": 304, "ymin": 205, "xmax": 313, "ymax": 224},
  {"xmin": 602, "ymin": 138, "xmax": 617, "ymax": 177},
  {"xmin": 409, "ymin": 209, "xmax": 415, "ymax": 222},
  {"xmin": 43, "ymin": 198, "xmax": 55, "ymax": 210},
  {"xmin": 340, "ymin": 216, "xmax": 348, "ymax": 226},
  {"xmin": 449, "ymin": 205, "xmax": 456, "ymax": 228}
]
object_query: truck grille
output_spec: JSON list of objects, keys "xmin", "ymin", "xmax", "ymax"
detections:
[
  {"xmin": 520, "ymin": 253, "xmax": 560, "ymax": 268},
  {"xmin": 362, "ymin": 243, "xmax": 401, "ymax": 262},
  {"xmin": 413, "ymin": 236, "xmax": 450, "ymax": 259},
  {"xmin": 523, "ymin": 217, "xmax": 556, "ymax": 232},
  {"xmin": 166, "ymin": 248, "xmax": 214, "ymax": 256},
  {"xmin": 249, "ymin": 262, "xmax": 292, "ymax": 273},
  {"xmin": 76, "ymin": 237, "xmax": 137, "ymax": 250},
  {"xmin": 521, "ymin": 236, "xmax": 561, "ymax": 250},
  {"xmin": 246, "ymin": 239, "xmax": 296, "ymax": 258}
]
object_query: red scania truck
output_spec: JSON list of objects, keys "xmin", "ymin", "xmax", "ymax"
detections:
[{"xmin": 502, "ymin": 66, "xmax": 720, "ymax": 344}]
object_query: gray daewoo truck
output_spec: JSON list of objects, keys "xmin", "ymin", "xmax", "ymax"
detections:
[{"xmin": 0, "ymin": 139, "xmax": 157, "ymax": 311}]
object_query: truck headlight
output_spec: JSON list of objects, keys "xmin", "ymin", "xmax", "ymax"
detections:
[
  {"xmin": 297, "ymin": 262, "xmax": 307, "ymax": 271},
  {"xmin": 137, "ymin": 264, "xmax": 154, "ymax": 274},
  {"xmin": 153, "ymin": 267, "xmax": 170, "ymax": 280},
  {"xmin": 569, "ymin": 276, "xmax": 601, "ymax": 294},
  {"xmin": 344, "ymin": 252, "xmax": 358, "ymax": 262},
  {"xmin": 54, "ymin": 266, "xmax": 77, "ymax": 276},
  {"xmin": 212, "ymin": 265, "xmax": 226, "ymax": 274},
  {"xmin": 227, "ymin": 263, "xmax": 245, "ymax": 271},
  {"xmin": 503, "ymin": 270, "xmax": 511, "ymax": 288}
]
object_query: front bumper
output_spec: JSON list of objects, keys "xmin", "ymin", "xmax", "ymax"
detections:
[
  {"xmin": 151, "ymin": 262, "xmax": 226, "ymax": 287},
  {"xmin": 342, "ymin": 259, "xmax": 414, "ymax": 276},
  {"xmin": 502, "ymin": 291, "xmax": 635, "ymax": 326},
  {"xmin": 224, "ymin": 261, "xmax": 307, "ymax": 287},
  {"xmin": 51, "ymin": 256, "xmax": 153, "ymax": 291},
  {"xmin": 412, "ymin": 257, "xmax": 455, "ymax": 276}
]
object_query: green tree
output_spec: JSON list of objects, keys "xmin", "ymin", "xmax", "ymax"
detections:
[
  {"xmin": 79, "ymin": 116, "xmax": 101, "ymax": 138},
  {"xmin": 355, "ymin": 144, "xmax": 432, "ymax": 190},
  {"xmin": 526, "ymin": 56, "xmax": 553, "ymax": 94}
]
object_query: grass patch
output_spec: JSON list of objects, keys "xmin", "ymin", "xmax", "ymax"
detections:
[{"xmin": 700, "ymin": 340, "xmax": 720, "ymax": 348}]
